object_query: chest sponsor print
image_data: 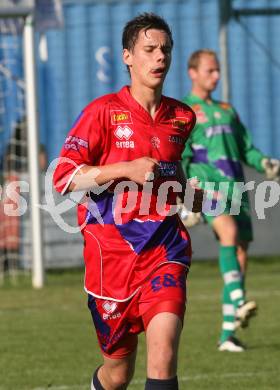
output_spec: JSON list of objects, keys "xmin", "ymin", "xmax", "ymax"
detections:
[
  {"xmin": 114, "ymin": 125, "xmax": 135, "ymax": 148},
  {"xmin": 169, "ymin": 135, "xmax": 184, "ymax": 145},
  {"xmin": 205, "ymin": 124, "xmax": 233, "ymax": 138},
  {"xmin": 159, "ymin": 161, "xmax": 177, "ymax": 177},
  {"xmin": 110, "ymin": 110, "xmax": 133, "ymax": 125},
  {"xmin": 171, "ymin": 116, "xmax": 191, "ymax": 131}
]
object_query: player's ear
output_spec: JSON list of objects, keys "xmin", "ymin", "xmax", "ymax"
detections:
[
  {"xmin": 123, "ymin": 49, "xmax": 133, "ymax": 67},
  {"xmin": 188, "ymin": 67, "xmax": 197, "ymax": 81}
]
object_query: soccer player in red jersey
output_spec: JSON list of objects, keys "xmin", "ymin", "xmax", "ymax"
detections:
[{"xmin": 53, "ymin": 13, "xmax": 200, "ymax": 390}]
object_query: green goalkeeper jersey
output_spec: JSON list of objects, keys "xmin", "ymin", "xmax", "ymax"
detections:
[
  {"xmin": 181, "ymin": 93, "xmax": 267, "ymax": 240},
  {"xmin": 181, "ymin": 93, "xmax": 265, "ymax": 183}
]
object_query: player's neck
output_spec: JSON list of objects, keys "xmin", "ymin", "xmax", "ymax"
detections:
[
  {"xmin": 191, "ymin": 86, "xmax": 212, "ymax": 103},
  {"xmin": 129, "ymin": 84, "xmax": 162, "ymax": 119}
]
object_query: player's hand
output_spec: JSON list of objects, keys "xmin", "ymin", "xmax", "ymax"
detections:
[
  {"xmin": 262, "ymin": 158, "xmax": 280, "ymax": 181},
  {"xmin": 126, "ymin": 157, "xmax": 159, "ymax": 185}
]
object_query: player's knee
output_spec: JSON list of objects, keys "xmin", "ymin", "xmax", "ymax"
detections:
[
  {"xmin": 219, "ymin": 222, "xmax": 238, "ymax": 243},
  {"xmin": 108, "ymin": 366, "xmax": 134, "ymax": 388},
  {"xmin": 148, "ymin": 345, "xmax": 176, "ymax": 378}
]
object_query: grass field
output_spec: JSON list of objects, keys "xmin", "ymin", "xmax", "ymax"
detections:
[{"xmin": 0, "ymin": 257, "xmax": 280, "ymax": 390}]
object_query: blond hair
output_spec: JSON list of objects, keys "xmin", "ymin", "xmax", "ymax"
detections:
[{"xmin": 188, "ymin": 49, "xmax": 218, "ymax": 70}]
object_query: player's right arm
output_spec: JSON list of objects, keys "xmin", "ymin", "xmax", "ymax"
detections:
[
  {"xmin": 67, "ymin": 157, "xmax": 159, "ymax": 192},
  {"xmin": 53, "ymin": 109, "xmax": 159, "ymax": 194}
]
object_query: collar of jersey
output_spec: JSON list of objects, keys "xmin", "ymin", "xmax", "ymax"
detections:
[{"xmin": 117, "ymin": 85, "xmax": 168, "ymax": 124}]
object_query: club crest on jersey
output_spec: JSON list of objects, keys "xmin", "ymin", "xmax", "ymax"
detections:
[
  {"xmin": 114, "ymin": 125, "xmax": 135, "ymax": 148},
  {"xmin": 111, "ymin": 110, "xmax": 132, "ymax": 125},
  {"xmin": 151, "ymin": 136, "xmax": 160, "ymax": 149}
]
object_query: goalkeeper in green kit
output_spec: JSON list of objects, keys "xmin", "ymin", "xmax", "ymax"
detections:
[{"xmin": 181, "ymin": 49, "xmax": 280, "ymax": 352}]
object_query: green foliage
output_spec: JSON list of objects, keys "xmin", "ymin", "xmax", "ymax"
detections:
[{"xmin": 0, "ymin": 258, "xmax": 279, "ymax": 389}]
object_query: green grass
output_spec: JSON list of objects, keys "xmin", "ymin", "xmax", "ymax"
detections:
[{"xmin": 0, "ymin": 257, "xmax": 280, "ymax": 390}]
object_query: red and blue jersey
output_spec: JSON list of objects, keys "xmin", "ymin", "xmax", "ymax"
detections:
[{"xmin": 53, "ymin": 86, "xmax": 196, "ymax": 301}]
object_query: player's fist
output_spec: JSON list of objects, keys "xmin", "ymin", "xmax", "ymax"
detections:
[
  {"xmin": 126, "ymin": 157, "xmax": 159, "ymax": 185},
  {"xmin": 262, "ymin": 158, "xmax": 280, "ymax": 181}
]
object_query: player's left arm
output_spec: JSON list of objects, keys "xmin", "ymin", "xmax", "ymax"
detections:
[{"xmin": 236, "ymin": 112, "xmax": 280, "ymax": 180}]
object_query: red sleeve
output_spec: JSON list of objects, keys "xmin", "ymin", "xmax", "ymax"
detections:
[
  {"xmin": 53, "ymin": 109, "xmax": 103, "ymax": 194},
  {"xmin": 186, "ymin": 108, "xmax": 196, "ymax": 137}
]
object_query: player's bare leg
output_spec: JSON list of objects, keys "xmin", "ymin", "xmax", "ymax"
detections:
[
  {"xmin": 145, "ymin": 312, "xmax": 182, "ymax": 388},
  {"xmin": 212, "ymin": 214, "xmax": 238, "ymax": 246},
  {"xmin": 93, "ymin": 350, "xmax": 137, "ymax": 390}
]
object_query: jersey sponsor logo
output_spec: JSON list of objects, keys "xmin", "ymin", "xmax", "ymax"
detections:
[
  {"xmin": 103, "ymin": 301, "xmax": 118, "ymax": 313},
  {"xmin": 114, "ymin": 126, "xmax": 135, "ymax": 148},
  {"xmin": 171, "ymin": 117, "xmax": 190, "ymax": 131},
  {"xmin": 110, "ymin": 110, "xmax": 132, "ymax": 125},
  {"xmin": 116, "ymin": 141, "xmax": 135, "ymax": 149},
  {"xmin": 151, "ymin": 273, "xmax": 186, "ymax": 292},
  {"xmin": 168, "ymin": 135, "xmax": 184, "ymax": 145},
  {"xmin": 151, "ymin": 136, "xmax": 160, "ymax": 149},
  {"xmin": 159, "ymin": 161, "xmax": 177, "ymax": 177},
  {"xmin": 102, "ymin": 301, "xmax": 121, "ymax": 320},
  {"xmin": 114, "ymin": 125, "xmax": 133, "ymax": 140},
  {"xmin": 191, "ymin": 104, "xmax": 208, "ymax": 124},
  {"xmin": 64, "ymin": 135, "xmax": 88, "ymax": 151},
  {"xmin": 196, "ymin": 111, "xmax": 208, "ymax": 124},
  {"xmin": 205, "ymin": 124, "xmax": 233, "ymax": 138}
]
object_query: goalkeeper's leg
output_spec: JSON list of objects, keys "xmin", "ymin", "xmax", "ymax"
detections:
[
  {"xmin": 213, "ymin": 215, "xmax": 257, "ymax": 328},
  {"xmin": 213, "ymin": 215, "xmax": 245, "ymax": 309}
]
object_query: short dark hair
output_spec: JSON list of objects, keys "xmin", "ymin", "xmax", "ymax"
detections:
[{"xmin": 122, "ymin": 12, "xmax": 173, "ymax": 51}]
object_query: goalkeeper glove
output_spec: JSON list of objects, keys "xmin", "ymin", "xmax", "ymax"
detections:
[
  {"xmin": 261, "ymin": 158, "xmax": 280, "ymax": 181},
  {"xmin": 178, "ymin": 203, "xmax": 202, "ymax": 228}
]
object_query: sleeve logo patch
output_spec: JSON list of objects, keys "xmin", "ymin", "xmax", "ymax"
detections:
[
  {"xmin": 64, "ymin": 136, "xmax": 88, "ymax": 151},
  {"xmin": 110, "ymin": 110, "xmax": 133, "ymax": 125}
]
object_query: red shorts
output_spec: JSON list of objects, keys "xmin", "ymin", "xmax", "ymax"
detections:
[{"xmin": 87, "ymin": 262, "xmax": 187, "ymax": 359}]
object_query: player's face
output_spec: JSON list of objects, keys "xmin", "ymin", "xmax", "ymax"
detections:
[
  {"xmin": 123, "ymin": 28, "xmax": 172, "ymax": 90},
  {"xmin": 190, "ymin": 54, "xmax": 220, "ymax": 93}
]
